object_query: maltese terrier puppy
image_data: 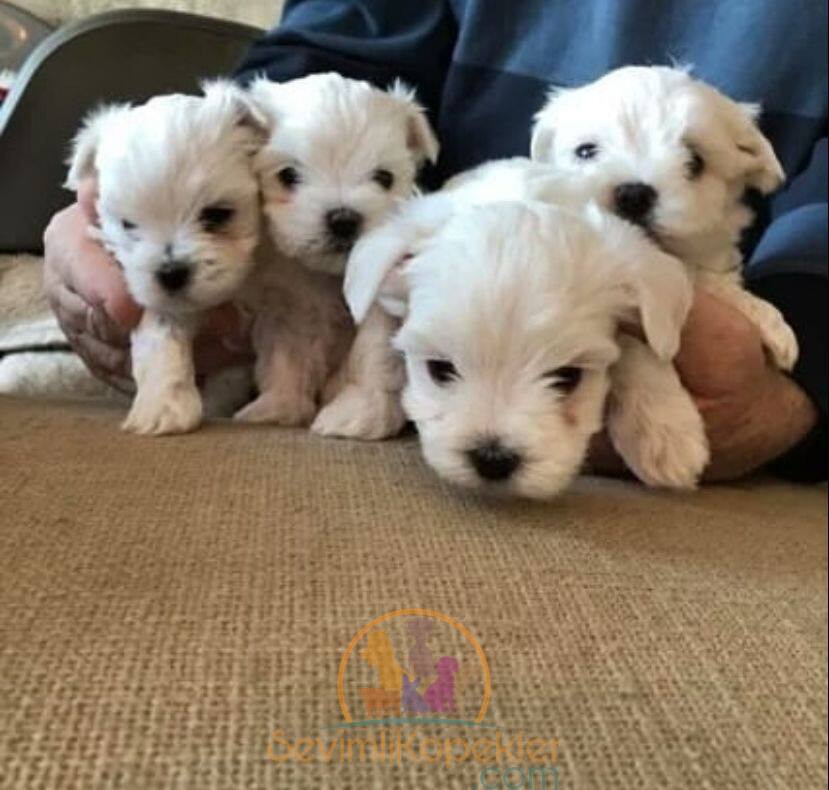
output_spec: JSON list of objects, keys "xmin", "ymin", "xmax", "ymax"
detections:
[
  {"xmin": 531, "ymin": 65, "xmax": 797, "ymax": 371},
  {"xmin": 234, "ymin": 73, "xmax": 439, "ymax": 431},
  {"xmin": 66, "ymin": 82, "xmax": 266, "ymax": 435},
  {"xmin": 344, "ymin": 183, "xmax": 695, "ymax": 499},
  {"xmin": 347, "ymin": 157, "xmax": 710, "ymax": 490}
]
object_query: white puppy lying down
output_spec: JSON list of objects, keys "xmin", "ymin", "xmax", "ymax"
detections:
[
  {"xmin": 344, "ymin": 180, "xmax": 697, "ymax": 498},
  {"xmin": 344, "ymin": 158, "xmax": 710, "ymax": 490},
  {"xmin": 234, "ymin": 73, "xmax": 439, "ymax": 428},
  {"xmin": 66, "ymin": 82, "xmax": 267, "ymax": 435},
  {"xmin": 531, "ymin": 65, "xmax": 798, "ymax": 371}
]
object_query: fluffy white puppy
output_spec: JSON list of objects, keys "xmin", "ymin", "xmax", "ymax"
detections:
[
  {"xmin": 346, "ymin": 158, "xmax": 710, "ymax": 489},
  {"xmin": 345, "ymin": 189, "xmax": 695, "ymax": 499},
  {"xmin": 531, "ymin": 65, "xmax": 798, "ymax": 370},
  {"xmin": 66, "ymin": 82, "xmax": 266, "ymax": 435},
  {"xmin": 236, "ymin": 73, "xmax": 439, "ymax": 430}
]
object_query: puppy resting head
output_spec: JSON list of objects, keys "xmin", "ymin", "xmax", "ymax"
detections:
[
  {"xmin": 348, "ymin": 200, "xmax": 692, "ymax": 499},
  {"xmin": 531, "ymin": 66, "xmax": 785, "ymax": 258},
  {"xmin": 249, "ymin": 73, "xmax": 439, "ymax": 275},
  {"xmin": 67, "ymin": 81, "xmax": 266, "ymax": 314}
]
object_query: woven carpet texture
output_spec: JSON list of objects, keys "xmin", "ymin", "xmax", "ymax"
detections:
[{"xmin": 0, "ymin": 396, "xmax": 826, "ymax": 788}]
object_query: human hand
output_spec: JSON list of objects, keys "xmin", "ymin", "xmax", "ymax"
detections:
[
  {"xmin": 43, "ymin": 178, "xmax": 253, "ymax": 391},
  {"xmin": 590, "ymin": 289, "xmax": 817, "ymax": 482}
]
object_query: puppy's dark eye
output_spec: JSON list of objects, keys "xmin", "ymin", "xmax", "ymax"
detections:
[
  {"xmin": 426, "ymin": 359, "xmax": 459, "ymax": 385},
  {"xmin": 199, "ymin": 205, "xmax": 235, "ymax": 232},
  {"xmin": 574, "ymin": 143, "xmax": 599, "ymax": 161},
  {"xmin": 373, "ymin": 168, "xmax": 395, "ymax": 190},
  {"xmin": 686, "ymin": 148, "xmax": 706, "ymax": 180},
  {"xmin": 121, "ymin": 219, "xmax": 137, "ymax": 231},
  {"xmin": 277, "ymin": 166, "xmax": 301, "ymax": 189},
  {"xmin": 544, "ymin": 366, "xmax": 583, "ymax": 394}
]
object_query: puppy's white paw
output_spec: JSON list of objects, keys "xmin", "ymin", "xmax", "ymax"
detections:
[
  {"xmin": 122, "ymin": 385, "xmax": 203, "ymax": 436},
  {"xmin": 609, "ymin": 383, "xmax": 710, "ymax": 491},
  {"xmin": 312, "ymin": 385, "xmax": 406, "ymax": 441},
  {"xmin": 757, "ymin": 305, "xmax": 799, "ymax": 372},
  {"xmin": 234, "ymin": 391, "xmax": 317, "ymax": 427}
]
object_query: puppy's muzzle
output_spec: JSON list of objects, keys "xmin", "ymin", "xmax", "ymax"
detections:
[
  {"xmin": 613, "ymin": 182, "xmax": 658, "ymax": 225},
  {"xmin": 326, "ymin": 207, "xmax": 364, "ymax": 248},
  {"xmin": 156, "ymin": 261, "xmax": 192, "ymax": 294},
  {"xmin": 466, "ymin": 438, "xmax": 523, "ymax": 482}
]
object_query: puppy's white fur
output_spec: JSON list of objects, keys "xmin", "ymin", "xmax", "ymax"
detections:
[
  {"xmin": 345, "ymin": 174, "xmax": 695, "ymax": 499},
  {"xmin": 234, "ymin": 237, "xmax": 355, "ymax": 426},
  {"xmin": 532, "ymin": 66, "xmax": 797, "ymax": 482},
  {"xmin": 67, "ymin": 82, "xmax": 266, "ymax": 435},
  {"xmin": 531, "ymin": 65, "xmax": 797, "ymax": 369},
  {"xmin": 242, "ymin": 73, "xmax": 438, "ymax": 431}
]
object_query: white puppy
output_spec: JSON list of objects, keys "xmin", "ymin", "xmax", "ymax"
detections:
[
  {"xmin": 234, "ymin": 73, "xmax": 439, "ymax": 430},
  {"xmin": 346, "ymin": 158, "xmax": 711, "ymax": 489},
  {"xmin": 531, "ymin": 65, "xmax": 798, "ymax": 370},
  {"xmin": 66, "ymin": 82, "xmax": 266, "ymax": 435},
  {"xmin": 345, "ymin": 187, "xmax": 695, "ymax": 499}
]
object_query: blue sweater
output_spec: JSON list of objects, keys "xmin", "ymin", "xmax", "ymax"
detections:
[{"xmin": 238, "ymin": 0, "xmax": 828, "ymax": 481}]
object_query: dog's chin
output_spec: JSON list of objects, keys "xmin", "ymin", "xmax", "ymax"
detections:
[
  {"xmin": 437, "ymin": 465, "xmax": 574, "ymax": 501},
  {"xmin": 612, "ymin": 212, "xmax": 689, "ymax": 258},
  {"xmin": 611, "ymin": 211, "xmax": 666, "ymax": 247},
  {"xmin": 514, "ymin": 463, "xmax": 579, "ymax": 501},
  {"xmin": 270, "ymin": 234, "xmax": 350, "ymax": 276},
  {"xmin": 297, "ymin": 249, "xmax": 350, "ymax": 276},
  {"xmin": 130, "ymin": 288, "xmax": 205, "ymax": 315},
  {"xmin": 420, "ymin": 442, "xmax": 576, "ymax": 501},
  {"xmin": 612, "ymin": 204, "xmax": 726, "ymax": 255},
  {"xmin": 126, "ymin": 268, "xmax": 248, "ymax": 314}
]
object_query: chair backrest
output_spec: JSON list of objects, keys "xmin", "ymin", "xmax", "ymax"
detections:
[{"xmin": 0, "ymin": 2, "xmax": 54, "ymax": 71}]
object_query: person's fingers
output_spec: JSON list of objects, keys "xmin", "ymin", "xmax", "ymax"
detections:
[
  {"xmin": 70, "ymin": 329, "xmax": 132, "ymax": 380},
  {"xmin": 674, "ymin": 287, "xmax": 766, "ymax": 398},
  {"xmin": 44, "ymin": 200, "xmax": 142, "ymax": 332},
  {"xmin": 86, "ymin": 299, "xmax": 132, "ymax": 347},
  {"xmin": 48, "ymin": 279, "xmax": 126, "ymax": 346},
  {"xmin": 77, "ymin": 177, "xmax": 100, "ymax": 224},
  {"xmin": 65, "ymin": 246, "xmax": 142, "ymax": 331},
  {"xmin": 83, "ymin": 359, "xmax": 134, "ymax": 396},
  {"xmin": 46, "ymin": 277, "xmax": 87, "ymax": 331}
]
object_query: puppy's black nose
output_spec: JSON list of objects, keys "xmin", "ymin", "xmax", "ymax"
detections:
[
  {"xmin": 613, "ymin": 182, "xmax": 658, "ymax": 222},
  {"xmin": 156, "ymin": 262, "xmax": 191, "ymax": 293},
  {"xmin": 326, "ymin": 207, "xmax": 363, "ymax": 242},
  {"xmin": 466, "ymin": 439, "xmax": 522, "ymax": 482}
]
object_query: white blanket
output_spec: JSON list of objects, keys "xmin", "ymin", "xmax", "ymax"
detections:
[{"xmin": 0, "ymin": 254, "xmax": 125, "ymax": 403}]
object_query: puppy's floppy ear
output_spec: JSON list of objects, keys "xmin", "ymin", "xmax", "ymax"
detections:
[
  {"xmin": 388, "ymin": 80, "xmax": 440, "ymax": 166},
  {"xmin": 345, "ymin": 192, "xmax": 457, "ymax": 323},
  {"xmin": 201, "ymin": 78, "xmax": 271, "ymax": 144},
  {"xmin": 345, "ymin": 229, "xmax": 414, "ymax": 322},
  {"xmin": 245, "ymin": 75, "xmax": 283, "ymax": 123},
  {"xmin": 597, "ymin": 212, "xmax": 693, "ymax": 361},
  {"xmin": 624, "ymin": 249, "xmax": 693, "ymax": 361},
  {"xmin": 530, "ymin": 86, "xmax": 565, "ymax": 162},
  {"xmin": 730, "ymin": 101, "xmax": 785, "ymax": 193},
  {"xmin": 65, "ymin": 104, "xmax": 127, "ymax": 190}
]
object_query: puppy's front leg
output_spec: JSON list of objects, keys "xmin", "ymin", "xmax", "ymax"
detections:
[
  {"xmin": 607, "ymin": 335, "xmax": 710, "ymax": 490},
  {"xmin": 234, "ymin": 319, "xmax": 319, "ymax": 427},
  {"xmin": 312, "ymin": 306, "xmax": 407, "ymax": 441},
  {"xmin": 698, "ymin": 274, "xmax": 799, "ymax": 372},
  {"xmin": 122, "ymin": 312, "xmax": 202, "ymax": 436}
]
